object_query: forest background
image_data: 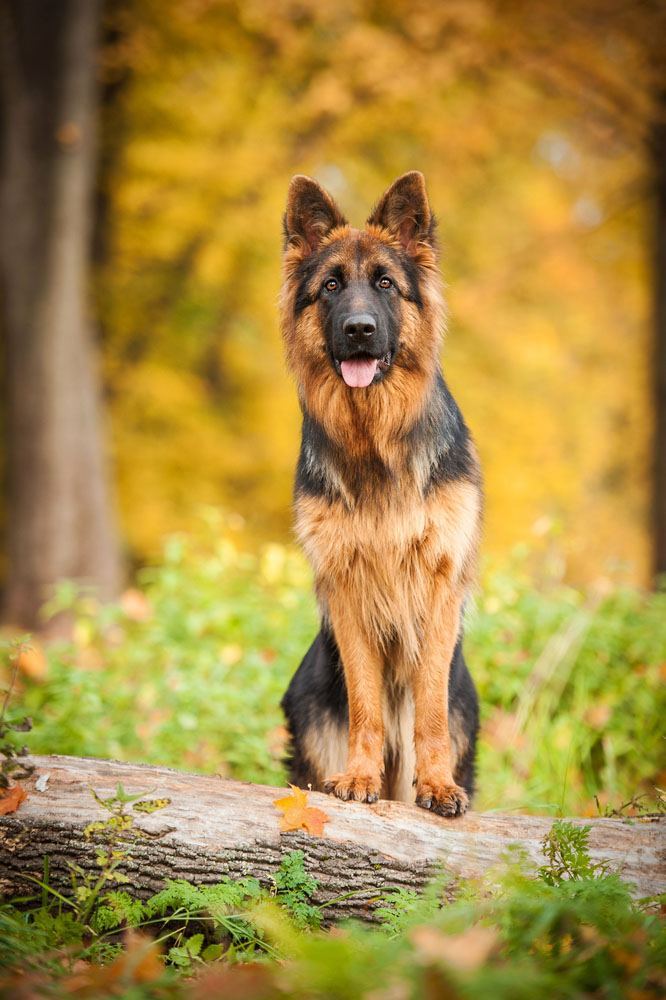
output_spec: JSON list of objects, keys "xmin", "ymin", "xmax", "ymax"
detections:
[
  {"xmin": 2, "ymin": 0, "xmax": 666, "ymax": 627},
  {"xmin": 96, "ymin": 0, "xmax": 659, "ymax": 583}
]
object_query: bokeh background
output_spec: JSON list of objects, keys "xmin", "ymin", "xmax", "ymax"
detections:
[
  {"xmin": 1, "ymin": 0, "xmax": 664, "ymax": 817},
  {"xmin": 93, "ymin": 1, "xmax": 662, "ymax": 581}
]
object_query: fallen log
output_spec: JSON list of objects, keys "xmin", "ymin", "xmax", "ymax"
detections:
[{"xmin": 1, "ymin": 755, "xmax": 663, "ymax": 920}]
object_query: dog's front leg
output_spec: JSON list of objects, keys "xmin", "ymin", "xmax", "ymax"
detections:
[
  {"xmin": 322, "ymin": 593, "xmax": 384, "ymax": 803},
  {"xmin": 413, "ymin": 586, "xmax": 468, "ymax": 817}
]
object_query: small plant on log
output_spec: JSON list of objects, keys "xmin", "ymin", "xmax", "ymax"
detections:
[
  {"xmin": 63, "ymin": 783, "xmax": 172, "ymax": 931},
  {"xmin": 538, "ymin": 820, "xmax": 613, "ymax": 884}
]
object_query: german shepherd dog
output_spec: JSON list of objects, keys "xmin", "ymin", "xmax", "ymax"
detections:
[{"xmin": 280, "ymin": 172, "xmax": 481, "ymax": 817}]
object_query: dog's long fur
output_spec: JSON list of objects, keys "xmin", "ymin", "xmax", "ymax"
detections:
[{"xmin": 280, "ymin": 172, "xmax": 482, "ymax": 816}]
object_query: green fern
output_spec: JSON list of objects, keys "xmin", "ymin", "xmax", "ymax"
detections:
[
  {"xmin": 273, "ymin": 850, "xmax": 321, "ymax": 929},
  {"xmin": 143, "ymin": 876, "xmax": 261, "ymax": 919},
  {"xmin": 93, "ymin": 890, "xmax": 144, "ymax": 932},
  {"xmin": 373, "ymin": 888, "xmax": 424, "ymax": 936},
  {"xmin": 538, "ymin": 820, "xmax": 612, "ymax": 885}
]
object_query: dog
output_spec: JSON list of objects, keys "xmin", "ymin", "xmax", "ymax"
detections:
[{"xmin": 280, "ymin": 171, "xmax": 481, "ymax": 817}]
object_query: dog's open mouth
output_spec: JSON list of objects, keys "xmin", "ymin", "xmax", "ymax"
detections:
[{"xmin": 335, "ymin": 352, "xmax": 392, "ymax": 388}]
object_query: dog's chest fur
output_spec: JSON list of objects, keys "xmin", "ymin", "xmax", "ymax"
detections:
[{"xmin": 295, "ymin": 476, "xmax": 479, "ymax": 669}]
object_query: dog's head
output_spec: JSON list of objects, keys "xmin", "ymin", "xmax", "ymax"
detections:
[{"xmin": 280, "ymin": 172, "xmax": 444, "ymax": 395}]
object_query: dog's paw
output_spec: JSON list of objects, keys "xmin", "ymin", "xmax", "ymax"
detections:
[
  {"xmin": 415, "ymin": 781, "xmax": 469, "ymax": 818},
  {"xmin": 323, "ymin": 772, "xmax": 381, "ymax": 804}
]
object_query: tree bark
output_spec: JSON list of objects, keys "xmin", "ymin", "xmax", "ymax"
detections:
[
  {"xmin": 1, "ymin": 756, "xmax": 663, "ymax": 921},
  {"xmin": 0, "ymin": 0, "xmax": 121, "ymax": 628}
]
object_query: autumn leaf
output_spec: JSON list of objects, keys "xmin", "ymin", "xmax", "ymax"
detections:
[
  {"xmin": 119, "ymin": 588, "xmax": 152, "ymax": 622},
  {"xmin": 273, "ymin": 784, "xmax": 329, "ymax": 836},
  {"xmin": 64, "ymin": 931, "xmax": 163, "ymax": 994},
  {"xmin": 0, "ymin": 784, "xmax": 28, "ymax": 815},
  {"xmin": 16, "ymin": 641, "xmax": 48, "ymax": 682},
  {"xmin": 132, "ymin": 796, "xmax": 172, "ymax": 814},
  {"xmin": 187, "ymin": 962, "xmax": 276, "ymax": 1000},
  {"xmin": 411, "ymin": 924, "xmax": 499, "ymax": 972}
]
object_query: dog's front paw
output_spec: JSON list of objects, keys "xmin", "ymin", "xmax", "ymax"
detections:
[
  {"xmin": 415, "ymin": 780, "xmax": 469, "ymax": 818},
  {"xmin": 323, "ymin": 771, "xmax": 381, "ymax": 803}
]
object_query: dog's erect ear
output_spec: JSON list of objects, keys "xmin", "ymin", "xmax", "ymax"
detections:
[
  {"xmin": 284, "ymin": 175, "xmax": 347, "ymax": 253},
  {"xmin": 367, "ymin": 171, "xmax": 434, "ymax": 252}
]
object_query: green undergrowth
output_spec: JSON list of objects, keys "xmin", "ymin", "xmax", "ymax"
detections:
[
  {"xmin": 0, "ymin": 820, "xmax": 664, "ymax": 998},
  {"xmin": 7, "ymin": 514, "xmax": 665, "ymax": 815}
]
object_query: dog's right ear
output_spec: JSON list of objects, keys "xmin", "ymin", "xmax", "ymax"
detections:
[{"xmin": 283, "ymin": 176, "xmax": 347, "ymax": 253}]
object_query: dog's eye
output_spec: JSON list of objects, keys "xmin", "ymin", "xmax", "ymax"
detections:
[
  {"xmin": 377, "ymin": 275, "xmax": 393, "ymax": 290},
  {"xmin": 323, "ymin": 277, "xmax": 339, "ymax": 293}
]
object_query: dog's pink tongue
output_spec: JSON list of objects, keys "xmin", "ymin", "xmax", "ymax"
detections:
[{"xmin": 340, "ymin": 358, "xmax": 378, "ymax": 388}]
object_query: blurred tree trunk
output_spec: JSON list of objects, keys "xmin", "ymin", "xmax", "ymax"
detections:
[
  {"xmin": 653, "ymin": 92, "xmax": 666, "ymax": 582},
  {"xmin": 0, "ymin": 0, "xmax": 122, "ymax": 628}
]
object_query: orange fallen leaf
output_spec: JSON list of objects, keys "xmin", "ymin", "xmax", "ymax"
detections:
[
  {"xmin": 411, "ymin": 924, "xmax": 498, "ymax": 972},
  {"xmin": 119, "ymin": 588, "xmax": 153, "ymax": 622},
  {"xmin": 0, "ymin": 784, "xmax": 28, "ymax": 815},
  {"xmin": 16, "ymin": 642, "xmax": 48, "ymax": 682},
  {"xmin": 274, "ymin": 784, "xmax": 329, "ymax": 836},
  {"xmin": 584, "ymin": 703, "xmax": 612, "ymax": 729},
  {"xmin": 64, "ymin": 931, "xmax": 163, "ymax": 994},
  {"xmin": 188, "ymin": 963, "xmax": 276, "ymax": 1000}
]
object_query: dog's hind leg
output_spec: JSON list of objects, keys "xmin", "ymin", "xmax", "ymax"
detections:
[
  {"xmin": 448, "ymin": 642, "xmax": 479, "ymax": 799},
  {"xmin": 281, "ymin": 629, "xmax": 349, "ymax": 790}
]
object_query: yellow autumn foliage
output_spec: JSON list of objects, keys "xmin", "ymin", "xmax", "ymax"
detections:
[{"xmin": 97, "ymin": 0, "xmax": 657, "ymax": 582}]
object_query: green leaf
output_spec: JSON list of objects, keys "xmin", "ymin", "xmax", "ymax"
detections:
[
  {"xmin": 185, "ymin": 933, "xmax": 204, "ymax": 957},
  {"xmin": 201, "ymin": 942, "xmax": 224, "ymax": 961}
]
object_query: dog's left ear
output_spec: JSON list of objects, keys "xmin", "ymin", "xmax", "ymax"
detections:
[{"xmin": 367, "ymin": 171, "xmax": 435, "ymax": 252}]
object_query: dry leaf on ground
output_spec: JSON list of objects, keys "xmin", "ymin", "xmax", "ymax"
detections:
[
  {"xmin": 186, "ymin": 962, "xmax": 277, "ymax": 1000},
  {"xmin": 119, "ymin": 588, "xmax": 153, "ymax": 622},
  {"xmin": 273, "ymin": 784, "xmax": 329, "ymax": 836},
  {"xmin": 16, "ymin": 642, "xmax": 48, "ymax": 682},
  {"xmin": 63, "ymin": 931, "xmax": 163, "ymax": 994},
  {"xmin": 0, "ymin": 784, "xmax": 28, "ymax": 815},
  {"xmin": 411, "ymin": 924, "xmax": 499, "ymax": 972}
]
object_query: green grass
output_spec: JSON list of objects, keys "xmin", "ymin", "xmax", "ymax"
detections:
[{"xmin": 8, "ymin": 513, "xmax": 665, "ymax": 816}]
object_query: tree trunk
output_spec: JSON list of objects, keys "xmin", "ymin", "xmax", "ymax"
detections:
[
  {"xmin": 1, "ymin": 756, "xmax": 663, "ymax": 921},
  {"xmin": 0, "ymin": 0, "xmax": 121, "ymax": 628},
  {"xmin": 653, "ymin": 91, "xmax": 666, "ymax": 582}
]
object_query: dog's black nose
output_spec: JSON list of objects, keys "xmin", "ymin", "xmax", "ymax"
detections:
[{"xmin": 343, "ymin": 314, "xmax": 376, "ymax": 339}]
